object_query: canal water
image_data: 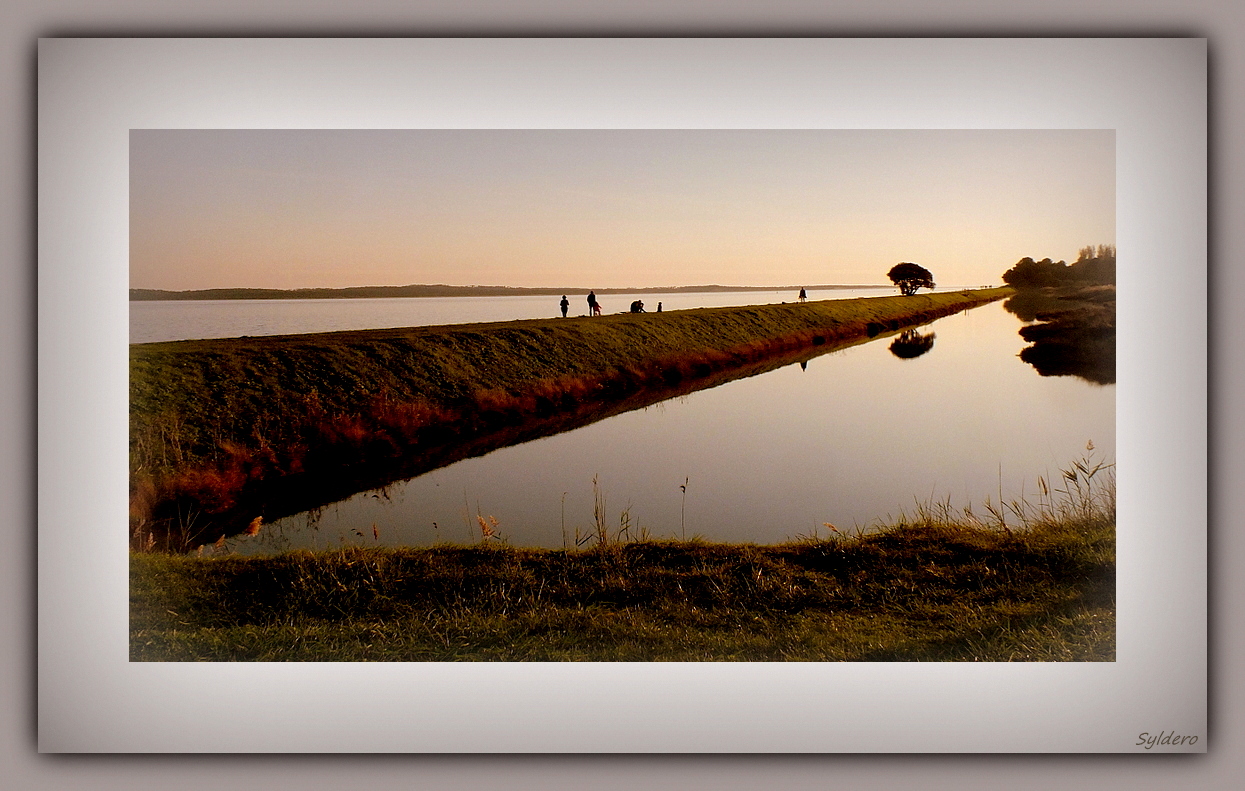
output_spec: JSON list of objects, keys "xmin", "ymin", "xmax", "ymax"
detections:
[{"xmin": 131, "ymin": 292, "xmax": 1113, "ymax": 554}]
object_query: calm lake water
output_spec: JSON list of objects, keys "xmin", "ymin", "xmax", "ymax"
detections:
[
  {"xmin": 132, "ymin": 287, "xmax": 907, "ymax": 344},
  {"xmin": 134, "ymin": 292, "xmax": 1113, "ymax": 555}
]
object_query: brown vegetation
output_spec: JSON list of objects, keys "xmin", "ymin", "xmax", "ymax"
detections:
[{"xmin": 131, "ymin": 290, "xmax": 1012, "ymax": 550}]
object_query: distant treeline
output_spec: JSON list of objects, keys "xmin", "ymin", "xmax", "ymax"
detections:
[
  {"xmin": 1001, "ymin": 245, "xmax": 1116, "ymax": 385},
  {"xmin": 129, "ymin": 283, "xmax": 882, "ymax": 301},
  {"xmin": 1002, "ymin": 245, "xmax": 1116, "ymax": 289}
]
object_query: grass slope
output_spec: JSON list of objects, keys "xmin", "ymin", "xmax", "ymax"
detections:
[
  {"xmin": 131, "ymin": 511, "xmax": 1113, "ymax": 662},
  {"xmin": 130, "ymin": 289, "xmax": 1011, "ymax": 547}
]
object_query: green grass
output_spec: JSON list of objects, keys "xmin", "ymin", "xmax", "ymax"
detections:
[
  {"xmin": 130, "ymin": 289, "xmax": 1012, "ymax": 547},
  {"xmin": 131, "ymin": 501, "xmax": 1113, "ymax": 662},
  {"xmin": 128, "ymin": 286, "xmax": 1111, "ymax": 662},
  {"xmin": 131, "ymin": 443, "xmax": 1113, "ymax": 662}
]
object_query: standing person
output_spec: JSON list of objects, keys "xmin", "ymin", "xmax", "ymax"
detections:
[
  {"xmin": 560, "ymin": 295, "xmax": 569, "ymax": 318},
  {"xmin": 656, "ymin": 302, "xmax": 662, "ymax": 313},
  {"xmin": 587, "ymin": 290, "xmax": 598, "ymax": 316},
  {"xmin": 799, "ymin": 287, "xmax": 807, "ymax": 302}
]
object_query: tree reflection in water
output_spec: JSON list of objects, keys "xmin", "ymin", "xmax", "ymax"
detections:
[
  {"xmin": 889, "ymin": 329, "xmax": 936, "ymax": 360},
  {"xmin": 1003, "ymin": 285, "xmax": 1115, "ymax": 385}
]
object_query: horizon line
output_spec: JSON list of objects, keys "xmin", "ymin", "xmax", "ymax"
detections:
[{"xmin": 129, "ymin": 283, "xmax": 898, "ymax": 300}]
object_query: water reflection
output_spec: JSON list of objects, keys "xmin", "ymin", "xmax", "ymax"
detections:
[
  {"xmin": 889, "ymin": 330, "xmax": 936, "ymax": 360},
  {"xmin": 1003, "ymin": 286, "xmax": 1115, "ymax": 385},
  {"xmin": 171, "ymin": 329, "xmax": 887, "ymax": 548},
  {"xmin": 217, "ymin": 300, "xmax": 1113, "ymax": 555}
]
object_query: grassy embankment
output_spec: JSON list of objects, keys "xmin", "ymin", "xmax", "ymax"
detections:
[
  {"xmin": 131, "ymin": 288, "xmax": 1011, "ymax": 549},
  {"xmin": 130, "ymin": 448, "xmax": 1114, "ymax": 661}
]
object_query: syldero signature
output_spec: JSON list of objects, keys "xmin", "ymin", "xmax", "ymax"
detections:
[{"xmin": 1136, "ymin": 731, "xmax": 1200, "ymax": 749}]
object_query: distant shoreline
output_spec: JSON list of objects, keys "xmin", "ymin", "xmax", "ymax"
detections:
[{"xmin": 129, "ymin": 284, "xmax": 887, "ymax": 301}]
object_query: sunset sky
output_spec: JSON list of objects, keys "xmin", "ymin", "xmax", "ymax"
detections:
[{"xmin": 130, "ymin": 129, "xmax": 1115, "ymax": 291}]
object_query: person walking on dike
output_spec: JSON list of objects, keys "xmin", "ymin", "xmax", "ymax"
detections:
[
  {"xmin": 560, "ymin": 295, "xmax": 569, "ymax": 318},
  {"xmin": 799, "ymin": 287, "xmax": 807, "ymax": 302}
]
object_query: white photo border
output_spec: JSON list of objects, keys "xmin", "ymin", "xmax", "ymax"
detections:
[{"xmin": 37, "ymin": 37, "xmax": 1206, "ymax": 753}]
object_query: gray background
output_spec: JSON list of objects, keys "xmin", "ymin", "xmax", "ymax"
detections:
[
  {"xmin": 4, "ymin": 1, "xmax": 1238, "ymax": 789},
  {"xmin": 36, "ymin": 37, "xmax": 1204, "ymax": 754}
]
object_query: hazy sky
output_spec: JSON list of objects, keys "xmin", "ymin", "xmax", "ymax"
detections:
[{"xmin": 130, "ymin": 129, "xmax": 1114, "ymax": 291}]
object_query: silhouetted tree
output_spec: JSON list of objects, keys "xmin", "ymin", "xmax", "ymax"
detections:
[
  {"xmin": 1068, "ymin": 244, "xmax": 1116, "ymax": 285},
  {"xmin": 1002, "ymin": 245, "xmax": 1115, "ymax": 288},
  {"xmin": 1003, "ymin": 257, "xmax": 1063, "ymax": 288},
  {"xmin": 887, "ymin": 262, "xmax": 935, "ymax": 296}
]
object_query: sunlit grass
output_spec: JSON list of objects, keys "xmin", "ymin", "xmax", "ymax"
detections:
[
  {"xmin": 130, "ymin": 288, "xmax": 1012, "ymax": 549},
  {"xmin": 131, "ymin": 447, "xmax": 1113, "ymax": 662}
]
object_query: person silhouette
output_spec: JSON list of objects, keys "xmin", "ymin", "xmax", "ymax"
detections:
[
  {"xmin": 799, "ymin": 287, "xmax": 807, "ymax": 302},
  {"xmin": 587, "ymin": 290, "xmax": 598, "ymax": 316},
  {"xmin": 656, "ymin": 302, "xmax": 662, "ymax": 312},
  {"xmin": 560, "ymin": 295, "xmax": 569, "ymax": 318}
]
